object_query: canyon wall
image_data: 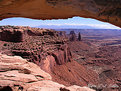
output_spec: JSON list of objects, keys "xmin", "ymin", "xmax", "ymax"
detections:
[
  {"xmin": 0, "ymin": 0, "xmax": 121, "ymax": 27},
  {"xmin": 0, "ymin": 53, "xmax": 95, "ymax": 91},
  {"xmin": 0, "ymin": 26, "xmax": 100, "ymax": 88},
  {"xmin": 0, "ymin": 26, "xmax": 101, "ymax": 91},
  {"xmin": 0, "ymin": 26, "xmax": 72, "ymax": 67},
  {"xmin": 1, "ymin": 26, "xmax": 120, "ymax": 90}
]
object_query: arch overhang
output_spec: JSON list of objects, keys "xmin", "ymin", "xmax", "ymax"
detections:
[{"xmin": 0, "ymin": 0, "xmax": 121, "ymax": 27}]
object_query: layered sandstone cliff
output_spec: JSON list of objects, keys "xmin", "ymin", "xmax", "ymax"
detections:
[
  {"xmin": 0, "ymin": 26, "xmax": 72, "ymax": 72},
  {"xmin": 0, "ymin": 26, "xmax": 100, "ymax": 90}
]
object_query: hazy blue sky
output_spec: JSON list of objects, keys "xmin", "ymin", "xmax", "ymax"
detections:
[{"xmin": 0, "ymin": 17, "xmax": 120, "ymax": 29}]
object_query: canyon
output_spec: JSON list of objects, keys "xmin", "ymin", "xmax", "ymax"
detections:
[
  {"xmin": 0, "ymin": 0, "xmax": 121, "ymax": 90},
  {"xmin": 0, "ymin": 53, "xmax": 95, "ymax": 91},
  {"xmin": 67, "ymin": 29, "xmax": 121, "ymax": 91},
  {"xmin": 0, "ymin": 26, "xmax": 98, "ymax": 91},
  {"xmin": 0, "ymin": 26, "xmax": 121, "ymax": 91}
]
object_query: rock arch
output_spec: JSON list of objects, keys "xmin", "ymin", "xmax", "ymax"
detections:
[{"xmin": 0, "ymin": 0, "xmax": 121, "ymax": 27}]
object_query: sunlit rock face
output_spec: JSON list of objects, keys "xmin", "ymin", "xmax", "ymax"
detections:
[
  {"xmin": 0, "ymin": 25, "xmax": 100, "ymax": 89},
  {"xmin": 0, "ymin": 53, "xmax": 95, "ymax": 91},
  {"xmin": 0, "ymin": 0, "xmax": 121, "ymax": 27}
]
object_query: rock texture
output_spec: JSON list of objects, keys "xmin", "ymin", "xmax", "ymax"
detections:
[
  {"xmin": 51, "ymin": 61, "xmax": 99, "ymax": 87},
  {"xmin": 0, "ymin": 53, "xmax": 95, "ymax": 91},
  {"xmin": 0, "ymin": 26, "xmax": 100, "ymax": 88},
  {"xmin": 69, "ymin": 39, "xmax": 121, "ymax": 91},
  {"xmin": 0, "ymin": 26, "xmax": 70, "ymax": 66},
  {"xmin": 0, "ymin": 26, "xmax": 23, "ymax": 42},
  {"xmin": 0, "ymin": 0, "xmax": 121, "ymax": 27},
  {"xmin": 69, "ymin": 31, "xmax": 77, "ymax": 41}
]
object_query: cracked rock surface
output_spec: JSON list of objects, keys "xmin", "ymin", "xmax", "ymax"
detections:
[{"xmin": 0, "ymin": 53, "xmax": 95, "ymax": 91}]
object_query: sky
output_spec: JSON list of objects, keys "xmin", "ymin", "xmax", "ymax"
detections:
[{"xmin": 0, "ymin": 17, "xmax": 120, "ymax": 29}]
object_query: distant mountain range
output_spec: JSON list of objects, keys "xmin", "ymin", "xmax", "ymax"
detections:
[
  {"xmin": 55, "ymin": 29, "xmax": 121, "ymax": 37},
  {"xmin": 35, "ymin": 25, "xmax": 102, "ymax": 29}
]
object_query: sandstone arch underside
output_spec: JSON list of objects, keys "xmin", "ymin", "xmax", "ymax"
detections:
[{"xmin": 0, "ymin": 0, "xmax": 121, "ymax": 27}]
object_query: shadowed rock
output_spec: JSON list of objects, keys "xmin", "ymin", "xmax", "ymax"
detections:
[
  {"xmin": 0, "ymin": 0, "xmax": 121, "ymax": 28},
  {"xmin": 0, "ymin": 53, "xmax": 95, "ymax": 91},
  {"xmin": 0, "ymin": 26, "xmax": 100, "ymax": 88}
]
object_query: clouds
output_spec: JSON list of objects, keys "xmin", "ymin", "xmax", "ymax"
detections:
[
  {"xmin": 38, "ymin": 23, "xmax": 120, "ymax": 29},
  {"xmin": 0, "ymin": 17, "xmax": 120, "ymax": 29},
  {"xmin": 81, "ymin": 24, "xmax": 120, "ymax": 29}
]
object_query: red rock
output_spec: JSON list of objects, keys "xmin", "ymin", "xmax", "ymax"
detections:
[
  {"xmin": 0, "ymin": 53, "xmax": 95, "ymax": 91},
  {"xmin": 0, "ymin": 26, "xmax": 101, "ymax": 89}
]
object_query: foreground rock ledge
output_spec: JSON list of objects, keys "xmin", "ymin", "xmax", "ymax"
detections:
[
  {"xmin": 0, "ymin": 53, "xmax": 95, "ymax": 91},
  {"xmin": 0, "ymin": 0, "xmax": 121, "ymax": 27}
]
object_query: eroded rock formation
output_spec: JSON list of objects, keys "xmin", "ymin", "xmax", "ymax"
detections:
[
  {"xmin": 0, "ymin": 26, "xmax": 100, "ymax": 89},
  {"xmin": 0, "ymin": 26, "xmax": 23, "ymax": 42},
  {"xmin": 0, "ymin": 26, "xmax": 71, "ymax": 71},
  {"xmin": 0, "ymin": 53, "xmax": 95, "ymax": 91},
  {"xmin": 0, "ymin": 0, "xmax": 121, "ymax": 27}
]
